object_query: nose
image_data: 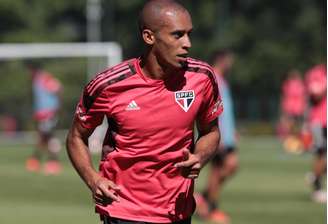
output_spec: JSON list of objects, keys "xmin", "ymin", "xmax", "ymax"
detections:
[{"xmin": 182, "ymin": 35, "xmax": 191, "ymax": 50}]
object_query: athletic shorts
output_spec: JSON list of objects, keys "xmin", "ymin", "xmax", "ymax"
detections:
[
  {"xmin": 37, "ymin": 116, "xmax": 58, "ymax": 136},
  {"xmin": 212, "ymin": 146, "xmax": 236, "ymax": 165},
  {"xmin": 102, "ymin": 216, "xmax": 191, "ymax": 224}
]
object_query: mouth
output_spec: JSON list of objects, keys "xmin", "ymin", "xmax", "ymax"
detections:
[{"xmin": 177, "ymin": 54, "xmax": 188, "ymax": 60}]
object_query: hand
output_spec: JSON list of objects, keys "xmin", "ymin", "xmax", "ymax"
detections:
[
  {"xmin": 174, "ymin": 148, "xmax": 201, "ymax": 179},
  {"xmin": 91, "ymin": 176, "xmax": 121, "ymax": 206}
]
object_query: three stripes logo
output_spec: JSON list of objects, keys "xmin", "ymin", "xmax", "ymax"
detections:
[
  {"xmin": 174, "ymin": 90, "xmax": 195, "ymax": 112},
  {"xmin": 125, "ymin": 100, "xmax": 140, "ymax": 111}
]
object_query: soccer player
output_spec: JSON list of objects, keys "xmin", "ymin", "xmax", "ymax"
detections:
[
  {"xmin": 66, "ymin": 1, "xmax": 223, "ymax": 224},
  {"xmin": 277, "ymin": 70, "xmax": 306, "ymax": 153},
  {"xmin": 25, "ymin": 61, "xmax": 62, "ymax": 175},
  {"xmin": 195, "ymin": 49, "xmax": 238, "ymax": 224},
  {"xmin": 304, "ymin": 64, "xmax": 326, "ymax": 203}
]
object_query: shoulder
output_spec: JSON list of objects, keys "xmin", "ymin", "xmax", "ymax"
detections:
[
  {"xmin": 186, "ymin": 57, "xmax": 217, "ymax": 87},
  {"xmin": 186, "ymin": 57, "xmax": 219, "ymax": 99},
  {"xmin": 186, "ymin": 57, "xmax": 216, "ymax": 78},
  {"xmin": 84, "ymin": 58, "xmax": 137, "ymax": 97}
]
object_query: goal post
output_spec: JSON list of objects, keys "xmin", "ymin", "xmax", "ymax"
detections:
[{"xmin": 0, "ymin": 42, "xmax": 122, "ymax": 66}]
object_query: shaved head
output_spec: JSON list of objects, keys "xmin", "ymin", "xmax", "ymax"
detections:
[
  {"xmin": 138, "ymin": 0, "xmax": 189, "ymax": 34},
  {"xmin": 137, "ymin": 0, "xmax": 193, "ymax": 72}
]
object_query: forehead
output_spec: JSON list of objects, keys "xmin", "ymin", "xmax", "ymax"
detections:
[{"xmin": 159, "ymin": 9, "xmax": 192, "ymax": 31}]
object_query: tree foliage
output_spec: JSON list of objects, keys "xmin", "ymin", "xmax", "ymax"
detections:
[{"xmin": 0, "ymin": 0, "xmax": 325, "ymax": 129}]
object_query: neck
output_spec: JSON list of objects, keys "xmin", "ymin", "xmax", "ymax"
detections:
[{"xmin": 140, "ymin": 52, "xmax": 180, "ymax": 80}]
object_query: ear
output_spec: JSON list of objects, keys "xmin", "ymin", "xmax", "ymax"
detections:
[{"xmin": 142, "ymin": 29, "xmax": 155, "ymax": 45}]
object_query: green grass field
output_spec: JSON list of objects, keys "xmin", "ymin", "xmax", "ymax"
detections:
[{"xmin": 0, "ymin": 136, "xmax": 325, "ymax": 224}]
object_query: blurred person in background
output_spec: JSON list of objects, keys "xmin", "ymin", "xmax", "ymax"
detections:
[
  {"xmin": 304, "ymin": 64, "xmax": 327, "ymax": 203},
  {"xmin": 277, "ymin": 70, "xmax": 307, "ymax": 153},
  {"xmin": 195, "ymin": 49, "xmax": 238, "ymax": 224},
  {"xmin": 25, "ymin": 61, "xmax": 63, "ymax": 175},
  {"xmin": 66, "ymin": 1, "xmax": 223, "ymax": 224},
  {"xmin": 0, "ymin": 114, "xmax": 17, "ymax": 137}
]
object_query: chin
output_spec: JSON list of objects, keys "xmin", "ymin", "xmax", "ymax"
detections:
[
  {"xmin": 179, "ymin": 60, "xmax": 188, "ymax": 69},
  {"xmin": 165, "ymin": 59, "xmax": 188, "ymax": 71},
  {"xmin": 173, "ymin": 59, "xmax": 188, "ymax": 70}
]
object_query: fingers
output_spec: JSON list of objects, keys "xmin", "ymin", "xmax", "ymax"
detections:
[
  {"xmin": 175, "ymin": 148, "xmax": 193, "ymax": 168},
  {"xmin": 175, "ymin": 153, "xmax": 200, "ymax": 168},
  {"xmin": 106, "ymin": 181, "xmax": 121, "ymax": 191},
  {"xmin": 182, "ymin": 148, "xmax": 190, "ymax": 160},
  {"xmin": 184, "ymin": 168, "xmax": 200, "ymax": 179},
  {"xmin": 94, "ymin": 189, "xmax": 114, "ymax": 205},
  {"xmin": 100, "ymin": 186, "xmax": 120, "ymax": 202},
  {"xmin": 94, "ymin": 189, "xmax": 120, "ymax": 206},
  {"xmin": 188, "ymin": 174, "xmax": 199, "ymax": 179},
  {"xmin": 175, "ymin": 151, "xmax": 201, "ymax": 179},
  {"xmin": 175, "ymin": 159, "xmax": 195, "ymax": 168},
  {"xmin": 92, "ymin": 178, "xmax": 121, "ymax": 206},
  {"xmin": 181, "ymin": 166, "xmax": 201, "ymax": 179}
]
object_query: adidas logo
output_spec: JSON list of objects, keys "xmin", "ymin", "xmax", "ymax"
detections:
[{"xmin": 125, "ymin": 100, "xmax": 140, "ymax": 110}]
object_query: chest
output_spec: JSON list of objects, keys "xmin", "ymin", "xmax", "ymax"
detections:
[{"xmin": 109, "ymin": 84, "xmax": 203, "ymax": 133}]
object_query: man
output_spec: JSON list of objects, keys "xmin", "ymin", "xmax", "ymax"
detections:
[
  {"xmin": 66, "ymin": 1, "xmax": 223, "ymax": 224},
  {"xmin": 25, "ymin": 62, "xmax": 62, "ymax": 175},
  {"xmin": 281, "ymin": 70, "xmax": 306, "ymax": 122},
  {"xmin": 277, "ymin": 70, "xmax": 307, "ymax": 153},
  {"xmin": 195, "ymin": 49, "xmax": 238, "ymax": 224},
  {"xmin": 304, "ymin": 64, "xmax": 326, "ymax": 203}
]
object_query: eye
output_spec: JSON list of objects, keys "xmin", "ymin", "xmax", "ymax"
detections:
[{"xmin": 172, "ymin": 31, "xmax": 184, "ymax": 39}]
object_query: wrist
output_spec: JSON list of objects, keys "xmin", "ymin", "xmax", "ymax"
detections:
[{"xmin": 85, "ymin": 171, "xmax": 101, "ymax": 191}]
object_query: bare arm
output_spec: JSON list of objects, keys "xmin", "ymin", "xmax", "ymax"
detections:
[
  {"xmin": 66, "ymin": 117, "xmax": 120, "ymax": 204},
  {"xmin": 194, "ymin": 118, "xmax": 220, "ymax": 166},
  {"xmin": 175, "ymin": 118, "xmax": 220, "ymax": 179}
]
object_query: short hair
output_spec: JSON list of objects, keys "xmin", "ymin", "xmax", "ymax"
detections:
[{"xmin": 137, "ymin": 0, "xmax": 187, "ymax": 35}]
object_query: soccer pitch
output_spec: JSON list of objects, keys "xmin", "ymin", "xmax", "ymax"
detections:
[{"xmin": 0, "ymin": 136, "xmax": 325, "ymax": 224}]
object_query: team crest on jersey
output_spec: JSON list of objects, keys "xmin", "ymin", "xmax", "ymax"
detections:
[{"xmin": 174, "ymin": 90, "xmax": 195, "ymax": 112}]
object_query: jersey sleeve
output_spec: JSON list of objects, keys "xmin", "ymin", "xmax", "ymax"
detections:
[
  {"xmin": 75, "ymin": 87, "xmax": 109, "ymax": 129},
  {"xmin": 198, "ymin": 71, "xmax": 223, "ymax": 125}
]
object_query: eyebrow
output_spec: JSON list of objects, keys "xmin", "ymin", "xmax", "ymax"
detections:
[{"xmin": 170, "ymin": 28, "xmax": 193, "ymax": 34}]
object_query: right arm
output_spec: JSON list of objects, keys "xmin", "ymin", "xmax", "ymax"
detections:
[{"xmin": 66, "ymin": 117, "xmax": 120, "ymax": 205}]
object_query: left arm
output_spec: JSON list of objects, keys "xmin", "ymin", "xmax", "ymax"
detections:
[
  {"xmin": 175, "ymin": 64, "xmax": 222, "ymax": 178},
  {"xmin": 175, "ymin": 118, "xmax": 220, "ymax": 179}
]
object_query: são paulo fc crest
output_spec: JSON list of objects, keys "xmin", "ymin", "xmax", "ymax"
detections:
[{"xmin": 174, "ymin": 90, "xmax": 195, "ymax": 112}]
